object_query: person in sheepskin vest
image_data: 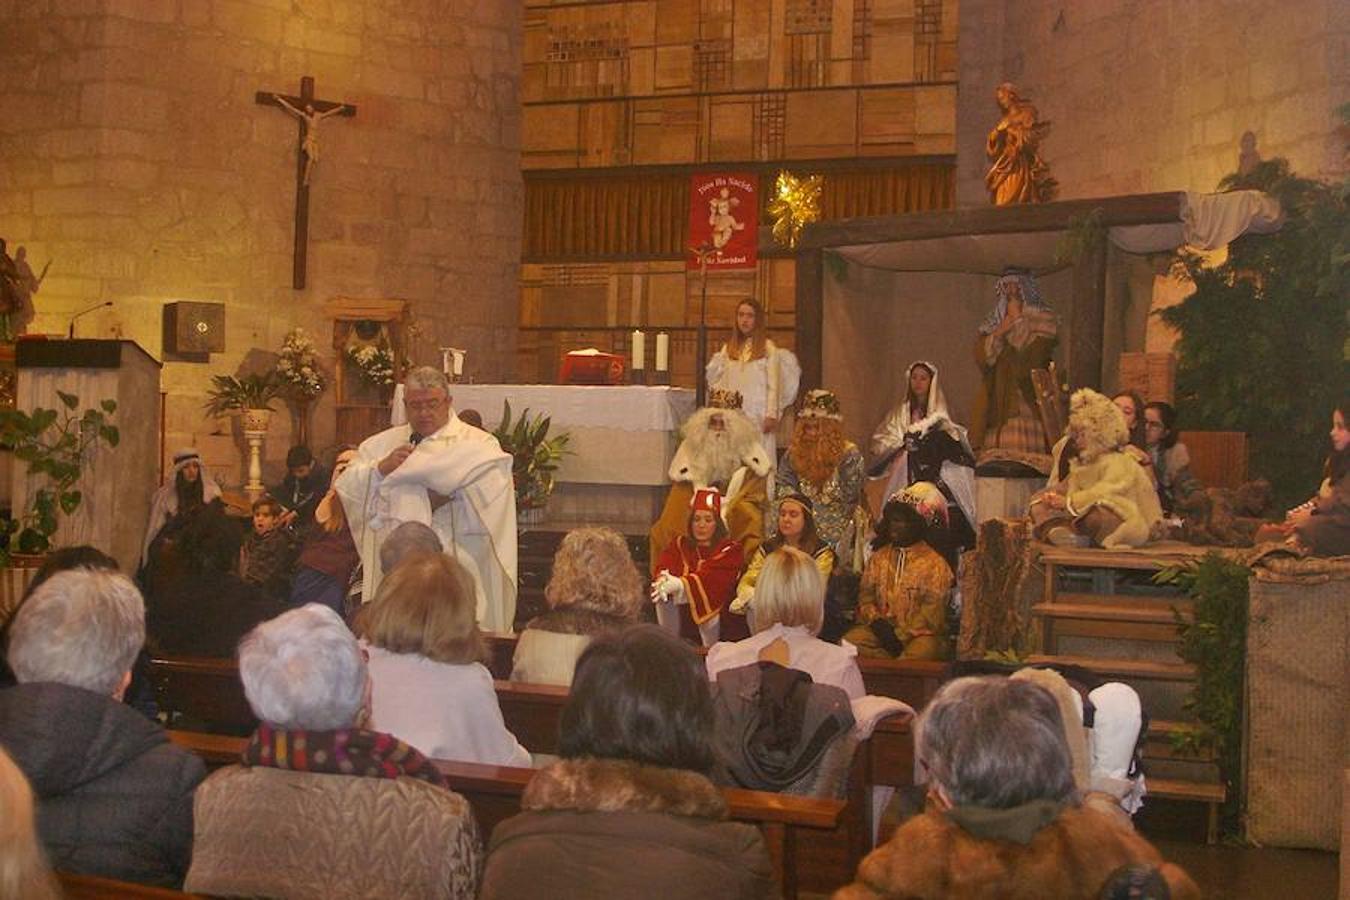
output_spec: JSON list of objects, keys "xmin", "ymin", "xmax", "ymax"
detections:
[{"xmin": 1030, "ymin": 388, "xmax": 1162, "ymax": 549}]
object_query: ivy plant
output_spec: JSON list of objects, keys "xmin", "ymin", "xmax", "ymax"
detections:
[{"xmin": 0, "ymin": 391, "xmax": 120, "ymax": 559}]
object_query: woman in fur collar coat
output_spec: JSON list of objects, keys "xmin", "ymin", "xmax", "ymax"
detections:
[
  {"xmin": 834, "ymin": 677, "xmax": 1199, "ymax": 900},
  {"xmin": 481, "ymin": 626, "xmax": 776, "ymax": 900}
]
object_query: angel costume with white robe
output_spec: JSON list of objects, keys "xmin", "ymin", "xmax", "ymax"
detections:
[
  {"xmin": 336, "ymin": 413, "xmax": 518, "ymax": 633},
  {"xmin": 705, "ymin": 339, "xmax": 801, "ymax": 467}
]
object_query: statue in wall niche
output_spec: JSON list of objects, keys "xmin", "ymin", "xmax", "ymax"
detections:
[
  {"xmin": 985, "ymin": 82, "xmax": 1058, "ymax": 205},
  {"xmin": 271, "ymin": 93, "xmax": 352, "ymax": 185}
]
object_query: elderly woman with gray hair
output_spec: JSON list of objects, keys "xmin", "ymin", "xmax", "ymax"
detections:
[
  {"xmin": 834, "ymin": 676, "xmax": 1199, "ymax": 900},
  {"xmin": 185, "ymin": 604, "xmax": 482, "ymax": 900},
  {"xmin": 0, "ymin": 568, "xmax": 205, "ymax": 888}
]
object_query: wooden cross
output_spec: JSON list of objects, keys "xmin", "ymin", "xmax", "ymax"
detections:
[{"xmin": 255, "ymin": 76, "xmax": 356, "ymax": 289}]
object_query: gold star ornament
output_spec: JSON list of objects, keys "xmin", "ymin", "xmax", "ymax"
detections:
[{"xmin": 768, "ymin": 170, "xmax": 823, "ymax": 248}]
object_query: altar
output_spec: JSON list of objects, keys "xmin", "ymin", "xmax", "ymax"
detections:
[{"xmin": 448, "ymin": 384, "xmax": 696, "ymax": 525}]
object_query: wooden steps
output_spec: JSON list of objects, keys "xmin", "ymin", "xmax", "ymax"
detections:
[{"xmin": 1032, "ymin": 544, "xmax": 1227, "ymax": 843}]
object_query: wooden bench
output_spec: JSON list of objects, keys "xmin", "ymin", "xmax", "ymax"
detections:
[
  {"xmin": 58, "ymin": 872, "xmax": 201, "ymax": 899},
  {"xmin": 148, "ymin": 654, "xmax": 256, "ymax": 735},
  {"xmin": 167, "ymin": 730, "xmax": 844, "ymax": 900},
  {"xmin": 486, "ymin": 632, "xmax": 950, "ymax": 709}
]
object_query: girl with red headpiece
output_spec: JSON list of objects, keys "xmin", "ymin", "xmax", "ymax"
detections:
[{"xmin": 652, "ymin": 488, "xmax": 745, "ymax": 647}]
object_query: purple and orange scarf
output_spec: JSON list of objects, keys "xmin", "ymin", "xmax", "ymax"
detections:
[{"xmin": 244, "ymin": 723, "xmax": 447, "ymax": 789}]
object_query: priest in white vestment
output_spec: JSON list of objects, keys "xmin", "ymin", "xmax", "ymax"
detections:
[{"xmin": 336, "ymin": 366, "xmax": 517, "ymax": 632}]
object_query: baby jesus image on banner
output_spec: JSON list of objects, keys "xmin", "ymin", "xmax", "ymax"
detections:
[{"xmin": 688, "ymin": 173, "xmax": 759, "ymax": 270}]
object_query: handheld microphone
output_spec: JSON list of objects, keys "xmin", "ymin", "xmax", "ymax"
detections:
[
  {"xmin": 409, "ymin": 432, "xmax": 425, "ymax": 447},
  {"xmin": 67, "ymin": 301, "xmax": 113, "ymax": 338}
]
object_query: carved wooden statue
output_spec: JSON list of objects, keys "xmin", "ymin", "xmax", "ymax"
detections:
[{"xmin": 985, "ymin": 83, "xmax": 1058, "ymax": 205}]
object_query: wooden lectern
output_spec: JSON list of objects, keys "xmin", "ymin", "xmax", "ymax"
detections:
[{"xmin": 12, "ymin": 340, "xmax": 161, "ymax": 572}]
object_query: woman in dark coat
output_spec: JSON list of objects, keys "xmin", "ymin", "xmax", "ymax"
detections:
[{"xmin": 480, "ymin": 625, "xmax": 775, "ymax": 900}]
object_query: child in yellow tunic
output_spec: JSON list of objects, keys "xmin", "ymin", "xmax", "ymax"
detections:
[{"xmin": 844, "ymin": 494, "xmax": 953, "ymax": 660}]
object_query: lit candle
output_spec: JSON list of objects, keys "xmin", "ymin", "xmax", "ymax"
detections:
[
  {"xmin": 655, "ymin": 332, "xmax": 669, "ymax": 371},
  {"xmin": 631, "ymin": 329, "xmax": 645, "ymax": 369}
]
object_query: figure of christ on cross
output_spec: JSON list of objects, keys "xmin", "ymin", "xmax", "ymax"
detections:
[{"xmin": 255, "ymin": 76, "xmax": 356, "ymax": 289}]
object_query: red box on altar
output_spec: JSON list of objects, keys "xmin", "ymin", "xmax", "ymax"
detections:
[{"xmin": 559, "ymin": 350, "xmax": 626, "ymax": 385}]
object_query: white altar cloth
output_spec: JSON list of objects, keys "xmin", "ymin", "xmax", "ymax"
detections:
[{"xmin": 402, "ymin": 384, "xmax": 696, "ymax": 487}]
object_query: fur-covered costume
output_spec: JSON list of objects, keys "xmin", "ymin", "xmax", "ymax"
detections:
[
  {"xmin": 832, "ymin": 800, "xmax": 1200, "ymax": 900},
  {"xmin": 650, "ymin": 407, "xmax": 772, "ymax": 571},
  {"xmin": 481, "ymin": 758, "xmax": 776, "ymax": 900},
  {"xmin": 969, "ymin": 272, "xmax": 1059, "ymax": 471},
  {"xmin": 1031, "ymin": 389, "xmax": 1162, "ymax": 549}
]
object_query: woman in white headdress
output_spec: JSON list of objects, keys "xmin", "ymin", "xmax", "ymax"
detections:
[
  {"xmin": 141, "ymin": 448, "xmax": 223, "ymax": 567},
  {"xmin": 869, "ymin": 361, "xmax": 977, "ymax": 556}
]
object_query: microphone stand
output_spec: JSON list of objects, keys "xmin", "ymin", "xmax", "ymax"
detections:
[{"xmin": 67, "ymin": 301, "xmax": 112, "ymax": 339}]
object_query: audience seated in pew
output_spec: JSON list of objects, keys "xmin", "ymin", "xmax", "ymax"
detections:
[
  {"xmin": 480, "ymin": 625, "xmax": 777, "ymax": 900},
  {"xmin": 832, "ymin": 676, "xmax": 1199, "ymax": 900},
  {"xmin": 510, "ymin": 526, "xmax": 645, "ymax": 686},
  {"xmin": 710, "ymin": 545, "xmax": 864, "ymax": 699},
  {"xmin": 0, "ymin": 568, "xmax": 205, "ymax": 889},
  {"xmin": 357, "ymin": 554, "xmax": 530, "ymax": 766},
  {"xmin": 0, "ymin": 745, "xmax": 62, "ymax": 900},
  {"xmin": 186, "ymin": 604, "xmax": 482, "ymax": 900}
]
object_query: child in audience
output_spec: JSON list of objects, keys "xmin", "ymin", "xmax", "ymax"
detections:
[
  {"xmin": 239, "ymin": 497, "xmax": 298, "ymax": 603},
  {"xmin": 843, "ymin": 490, "xmax": 953, "ymax": 660}
]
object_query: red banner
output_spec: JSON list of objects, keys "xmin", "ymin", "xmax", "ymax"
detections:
[{"xmin": 688, "ymin": 172, "xmax": 759, "ymax": 270}]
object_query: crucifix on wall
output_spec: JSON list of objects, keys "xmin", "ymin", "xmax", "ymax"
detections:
[{"xmin": 255, "ymin": 76, "xmax": 356, "ymax": 289}]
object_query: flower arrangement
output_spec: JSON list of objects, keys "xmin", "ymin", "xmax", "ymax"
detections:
[
  {"xmin": 347, "ymin": 344, "xmax": 396, "ymax": 387},
  {"xmin": 277, "ymin": 328, "xmax": 325, "ymax": 400}
]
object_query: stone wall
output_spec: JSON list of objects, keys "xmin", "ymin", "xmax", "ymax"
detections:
[
  {"xmin": 957, "ymin": 0, "xmax": 1348, "ymax": 205},
  {"xmin": 0, "ymin": 1, "xmax": 521, "ymax": 485}
]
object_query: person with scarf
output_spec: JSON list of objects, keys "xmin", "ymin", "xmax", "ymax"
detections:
[
  {"xmin": 869, "ymin": 361, "xmax": 977, "ymax": 556},
  {"xmin": 834, "ymin": 676, "xmax": 1200, "ymax": 900},
  {"xmin": 969, "ymin": 270, "xmax": 1060, "ymax": 471},
  {"xmin": 652, "ymin": 487, "xmax": 745, "ymax": 648},
  {"xmin": 140, "ymin": 448, "xmax": 223, "ymax": 570},
  {"xmin": 843, "ymin": 490, "xmax": 953, "ymax": 660},
  {"xmin": 185, "ymin": 604, "xmax": 482, "ymax": 900}
]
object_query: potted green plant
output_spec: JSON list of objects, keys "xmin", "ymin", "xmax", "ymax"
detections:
[
  {"xmin": 203, "ymin": 372, "xmax": 282, "ymax": 431},
  {"xmin": 491, "ymin": 400, "xmax": 570, "ymax": 521},
  {"xmin": 0, "ymin": 391, "xmax": 119, "ymax": 563}
]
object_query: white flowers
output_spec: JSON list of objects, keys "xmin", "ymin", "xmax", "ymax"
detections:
[
  {"xmin": 347, "ymin": 344, "xmax": 396, "ymax": 387},
  {"xmin": 278, "ymin": 328, "xmax": 325, "ymax": 399}
]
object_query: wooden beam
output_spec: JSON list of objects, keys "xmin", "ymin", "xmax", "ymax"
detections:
[{"xmin": 796, "ymin": 192, "xmax": 1185, "ymax": 250}]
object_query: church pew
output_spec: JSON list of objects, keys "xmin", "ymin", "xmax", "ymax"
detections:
[
  {"xmin": 147, "ymin": 654, "xmax": 257, "ymax": 735},
  {"xmin": 484, "ymin": 631, "xmax": 950, "ymax": 709},
  {"xmin": 166, "ymin": 730, "xmax": 843, "ymax": 900},
  {"xmin": 58, "ymin": 872, "xmax": 201, "ymax": 899}
]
